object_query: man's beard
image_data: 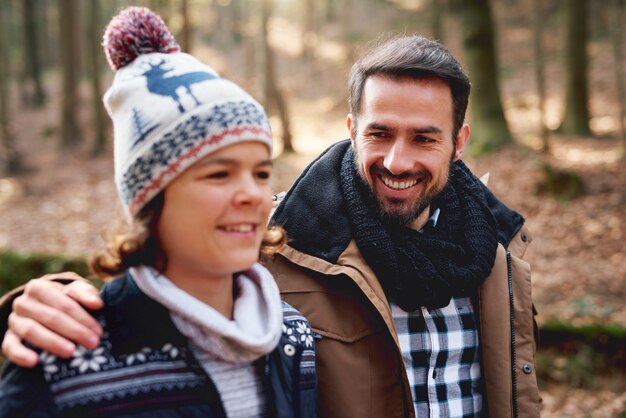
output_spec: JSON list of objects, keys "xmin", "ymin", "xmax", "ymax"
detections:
[{"xmin": 354, "ymin": 155, "xmax": 454, "ymax": 227}]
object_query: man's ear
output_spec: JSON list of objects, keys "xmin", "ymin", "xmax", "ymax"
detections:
[
  {"xmin": 346, "ymin": 114, "xmax": 356, "ymax": 145},
  {"xmin": 454, "ymin": 123, "xmax": 470, "ymax": 161}
]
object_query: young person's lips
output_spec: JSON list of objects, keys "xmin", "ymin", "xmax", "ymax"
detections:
[{"xmin": 218, "ymin": 223, "xmax": 258, "ymax": 234}]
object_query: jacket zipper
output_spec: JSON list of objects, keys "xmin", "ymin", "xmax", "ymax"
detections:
[{"xmin": 507, "ymin": 251, "xmax": 518, "ymax": 418}]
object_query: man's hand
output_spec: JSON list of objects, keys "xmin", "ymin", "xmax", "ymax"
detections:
[{"xmin": 1, "ymin": 273, "xmax": 104, "ymax": 367}]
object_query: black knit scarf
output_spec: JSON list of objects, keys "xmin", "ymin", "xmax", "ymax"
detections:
[{"xmin": 339, "ymin": 147, "xmax": 499, "ymax": 311}]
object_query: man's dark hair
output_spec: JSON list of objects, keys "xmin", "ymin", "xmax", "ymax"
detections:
[{"xmin": 348, "ymin": 35, "xmax": 471, "ymax": 139}]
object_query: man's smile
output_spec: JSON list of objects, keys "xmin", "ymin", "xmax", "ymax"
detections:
[{"xmin": 380, "ymin": 175, "xmax": 419, "ymax": 191}]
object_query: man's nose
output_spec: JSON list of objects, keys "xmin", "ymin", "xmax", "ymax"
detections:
[{"xmin": 383, "ymin": 140, "xmax": 414, "ymax": 175}]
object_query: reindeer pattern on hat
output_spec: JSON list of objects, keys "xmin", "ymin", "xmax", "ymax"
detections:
[{"xmin": 142, "ymin": 58, "xmax": 219, "ymax": 113}]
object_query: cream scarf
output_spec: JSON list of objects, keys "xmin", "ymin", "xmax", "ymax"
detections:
[{"xmin": 130, "ymin": 263, "xmax": 283, "ymax": 364}]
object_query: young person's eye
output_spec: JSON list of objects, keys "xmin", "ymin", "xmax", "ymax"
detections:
[
  {"xmin": 204, "ymin": 171, "xmax": 229, "ymax": 179},
  {"xmin": 255, "ymin": 170, "xmax": 271, "ymax": 180}
]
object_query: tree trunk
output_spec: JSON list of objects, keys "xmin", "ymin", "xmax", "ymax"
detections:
[
  {"xmin": 341, "ymin": 0, "xmax": 356, "ymax": 62},
  {"xmin": 241, "ymin": 0, "xmax": 257, "ymax": 93},
  {"xmin": 230, "ymin": 0, "xmax": 243, "ymax": 44},
  {"xmin": 22, "ymin": 0, "xmax": 47, "ymax": 107},
  {"xmin": 612, "ymin": 0, "xmax": 626, "ymax": 154},
  {"xmin": 560, "ymin": 0, "xmax": 591, "ymax": 136},
  {"xmin": 89, "ymin": 0, "xmax": 106, "ymax": 156},
  {"xmin": 261, "ymin": 0, "xmax": 294, "ymax": 154},
  {"xmin": 40, "ymin": 0, "xmax": 55, "ymax": 68},
  {"xmin": 149, "ymin": 0, "xmax": 170, "ymax": 21},
  {"xmin": 212, "ymin": 0, "xmax": 228, "ymax": 46},
  {"xmin": 324, "ymin": 0, "xmax": 337, "ymax": 23},
  {"xmin": 431, "ymin": 0, "xmax": 444, "ymax": 42},
  {"xmin": 59, "ymin": 0, "xmax": 82, "ymax": 147},
  {"xmin": 179, "ymin": 0, "xmax": 192, "ymax": 53},
  {"xmin": 452, "ymin": 0, "xmax": 512, "ymax": 154},
  {"xmin": 533, "ymin": 0, "xmax": 549, "ymax": 152},
  {"xmin": 301, "ymin": 0, "xmax": 316, "ymax": 59},
  {"xmin": 0, "ymin": 5, "xmax": 23, "ymax": 174}
]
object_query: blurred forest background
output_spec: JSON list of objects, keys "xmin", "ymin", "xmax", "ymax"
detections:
[{"xmin": 0, "ymin": 0, "xmax": 625, "ymax": 416}]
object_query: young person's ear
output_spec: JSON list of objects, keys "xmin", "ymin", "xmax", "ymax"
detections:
[{"xmin": 454, "ymin": 123, "xmax": 470, "ymax": 161}]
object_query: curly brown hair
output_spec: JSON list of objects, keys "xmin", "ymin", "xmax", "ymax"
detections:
[{"xmin": 89, "ymin": 192, "xmax": 286, "ymax": 280}]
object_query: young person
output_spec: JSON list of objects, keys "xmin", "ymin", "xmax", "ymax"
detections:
[{"xmin": 0, "ymin": 7, "xmax": 316, "ymax": 417}]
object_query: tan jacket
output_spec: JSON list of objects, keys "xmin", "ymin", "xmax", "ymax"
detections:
[{"xmin": 266, "ymin": 225, "xmax": 540, "ymax": 418}]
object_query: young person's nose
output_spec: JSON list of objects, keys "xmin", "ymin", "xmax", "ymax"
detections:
[{"xmin": 233, "ymin": 175, "xmax": 266, "ymax": 205}]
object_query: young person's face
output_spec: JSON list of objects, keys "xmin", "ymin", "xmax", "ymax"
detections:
[
  {"xmin": 158, "ymin": 142, "xmax": 273, "ymax": 282},
  {"xmin": 348, "ymin": 75, "xmax": 469, "ymax": 228}
]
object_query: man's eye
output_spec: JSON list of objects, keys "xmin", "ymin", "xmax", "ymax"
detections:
[
  {"xmin": 369, "ymin": 131, "xmax": 387, "ymax": 138},
  {"xmin": 416, "ymin": 135, "xmax": 435, "ymax": 143}
]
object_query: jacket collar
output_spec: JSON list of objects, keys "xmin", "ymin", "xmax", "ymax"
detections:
[{"xmin": 271, "ymin": 140, "xmax": 353, "ymax": 264}]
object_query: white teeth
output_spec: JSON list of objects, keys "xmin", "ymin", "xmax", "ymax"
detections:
[
  {"xmin": 223, "ymin": 224, "xmax": 254, "ymax": 232},
  {"xmin": 382, "ymin": 177, "xmax": 418, "ymax": 190}
]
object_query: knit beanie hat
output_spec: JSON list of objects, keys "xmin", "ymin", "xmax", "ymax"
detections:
[{"xmin": 102, "ymin": 7, "xmax": 273, "ymax": 217}]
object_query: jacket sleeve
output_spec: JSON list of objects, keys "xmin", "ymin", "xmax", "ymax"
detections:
[{"xmin": 0, "ymin": 361, "xmax": 58, "ymax": 417}]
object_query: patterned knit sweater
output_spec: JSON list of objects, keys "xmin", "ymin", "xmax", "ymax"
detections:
[{"xmin": 0, "ymin": 272, "xmax": 317, "ymax": 417}]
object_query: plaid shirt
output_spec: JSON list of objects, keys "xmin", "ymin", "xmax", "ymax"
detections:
[{"xmin": 391, "ymin": 208, "xmax": 482, "ymax": 417}]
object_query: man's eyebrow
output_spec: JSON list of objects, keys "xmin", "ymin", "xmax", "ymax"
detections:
[
  {"xmin": 364, "ymin": 122, "xmax": 392, "ymax": 131},
  {"xmin": 411, "ymin": 126, "xmax": 443, "ymax": 134},
  {"xmin": 364, "ymin": 122, "xmax": 443, "ymax": 134}
]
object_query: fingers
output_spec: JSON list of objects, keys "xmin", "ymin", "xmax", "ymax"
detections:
[
  {"xmin": 7, "ymin": 311, "xmax": 80, "ymax": 359},
  {"xmin": 22, "ymin": 278, "xmax": 103, "ymax": 335},
  {"xmin": 9, "ymin": 279, "xmax": 103, "ymax": 354},
  {"xmin": 63, "ymin": 279, "xmax": 104, "ymax": 311},
  {"xmin": 37, "ymin": 271, "xmax": 103, "ymax": 311},
  {"xmin": 1, "ymin": 329, "xmax": 40, "ymax": 367}
]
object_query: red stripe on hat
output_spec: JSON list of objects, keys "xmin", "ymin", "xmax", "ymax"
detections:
[{"xmin": 129, "ymin": 126, "xmax": 272, "ymax": 215}]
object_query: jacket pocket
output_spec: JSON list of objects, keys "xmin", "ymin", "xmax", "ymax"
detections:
[
  {"xmin": 274, "ymin": 266, "xmax": 404, "ymax": 418},
  {"xmin": 278, "ymin": 271, "xmax": 384, "ymax": 343}
]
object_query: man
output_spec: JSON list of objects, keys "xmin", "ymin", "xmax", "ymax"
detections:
[{"xmin": 1, "ymin": 36, "xmax": 540, "ymax": 417}]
